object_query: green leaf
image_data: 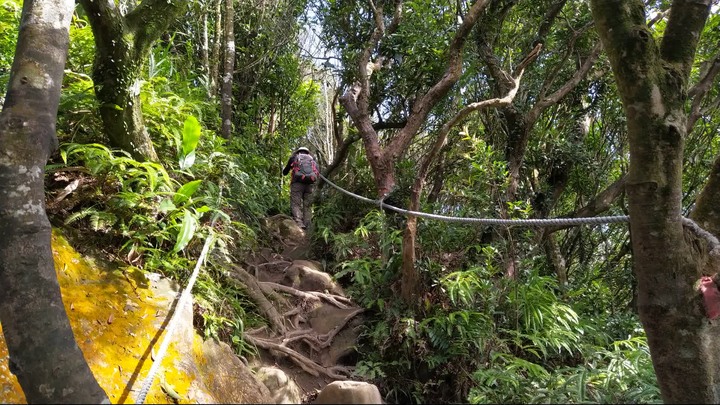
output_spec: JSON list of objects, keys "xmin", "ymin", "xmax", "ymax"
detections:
[
  {"xmin": 182, "ymin": 116, "xmax": 201, "ymax": 156},
  {"xmin": 179, "ymin": 150, "xmax": 196, "ymax": 170},
  {"xmin": 158, "ymin": 199, "xmax": 176, "ymax": 213},
  {"xmin": 173, "ymin": 179, "xmax": 202, "ymax": 204},
  {"xmin": 196, "ymin": 205, "xmax": 211, "ymax": 213},
  {"xmin": 173, "ymin": 209, "xmax": 198, "ymax": 253}
]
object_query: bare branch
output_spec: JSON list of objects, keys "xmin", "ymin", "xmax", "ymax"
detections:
[
  {"xmin": 687, "ymin": 54, "xmax": 720, "ymax": 131},
  {"xmin": 528, "ymin": 41, "xmax": 602, "ymax": 125},
  {"xmin": 544, "ymin": 174, "xmax": 627, "ymax": 234}
]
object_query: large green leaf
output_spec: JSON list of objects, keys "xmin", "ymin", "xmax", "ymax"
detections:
[
  {"xmin": 173, "ymin": 209, "xmax": 198, "ymax": 253},
  {"xmin": 182, "ymin": 116, "xmax": 201, "ymax": 156},
  {"xmin": 179, "ymin": 150, "xmax": 196, "ymax": 170},
  {"xmin": 173, "ymin": 179, "xmax": 203, "ymax": 204}
]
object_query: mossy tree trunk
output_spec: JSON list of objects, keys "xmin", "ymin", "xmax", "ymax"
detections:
[
  {"xmin": 220, "ymin": 0, "xmax": 235, "ymax": 139},
  {"xmin": 590, "ymin": 0, "xmax": 718, "ymax": 402},
  {"xmin": 0, "ymin": 0, "xmax": 109, "ymax": 402},
  {"xmin": 79, "ymin": 0, "xmax": 189, "ymax": 161}
]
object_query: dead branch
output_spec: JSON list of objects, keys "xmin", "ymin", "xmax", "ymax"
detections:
[{"xmin": 53, "ymin": 179, "xmax": 81, "ymax": 203}]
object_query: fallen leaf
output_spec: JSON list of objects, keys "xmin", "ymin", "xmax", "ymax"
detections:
[
  {"xmin": 161, "ymin": 377, "xmax": 182, "ymax": 402},
  {"xmin": 107, "ymin": 313, "xmax": 114, "ymax": 324}
]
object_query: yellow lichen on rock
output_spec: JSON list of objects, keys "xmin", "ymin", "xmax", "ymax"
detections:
[
  {"xmin": 0, "ymin": 229, "xmax": 194, "ymax": 404},
  {"xmin": 0, "ymin": 229, "xmax": 272, "ymax": 404},
  {"xmin": 0, "ymin": 325, "xmax": 25, "ymax": 404}
]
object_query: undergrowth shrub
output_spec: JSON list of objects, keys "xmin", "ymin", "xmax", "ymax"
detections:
[{"xmin": 325, "ymin": 217, "xmax": 660, "ymax": 404}]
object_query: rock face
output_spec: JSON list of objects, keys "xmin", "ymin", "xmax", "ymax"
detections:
[
  {"xmin": 0, "ymin": 229, "xmax": 272, "ymax": 404},
  {"xmin": 314, "ymin": 381, "xmax": 383, "ymax": 404},
  {"xmin": 255, "ymin": 366, "xmax": 302, "ymax": 404},
  {"xmin": 263, "ymin": 214, "xmax": 312, "ymax": 260},
  {"xmin": 283, "ymin": 260, "xmax": 345, "ymax": 296}
]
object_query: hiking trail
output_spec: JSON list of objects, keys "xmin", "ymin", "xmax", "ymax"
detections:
[{"xmin": 233, "ymin": 214, "xmax": 375, "ymax": 404}]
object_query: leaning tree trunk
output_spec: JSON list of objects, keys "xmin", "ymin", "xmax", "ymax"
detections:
[
  {"xmin": 590, "ymin": 0, "xmax": 717, "ymax": 402},
  {"xmin": 338, "ymin": 0, "xmax": 488, "ymax": 308},
  {"xmin": 475, "ymin": 0, "xmax": 601, "ymax": 280},
  {"xmin": 80, "ymin": 0, "xmax": 189, "ymax": 161},
  {"xmin": 0, "ymin": 0, "xmax": 109, "ymax": 402},
  {"xmin": 220, "ymin": 0, "xmax": 235, "ymax": 139}
]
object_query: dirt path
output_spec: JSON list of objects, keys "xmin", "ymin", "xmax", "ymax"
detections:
[{"xmin": 229, "ymin": 215, "xmax": 365, "ymax": 403}]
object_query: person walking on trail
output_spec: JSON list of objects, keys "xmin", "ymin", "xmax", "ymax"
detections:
[{"xmin": 282, "ymin": 146, "xmax": 320, "ymax": 230}]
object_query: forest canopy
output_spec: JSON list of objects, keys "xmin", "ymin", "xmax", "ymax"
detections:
[{"xmin": 1, "ymin": 0, "xmax": 720, "ymax": 403}]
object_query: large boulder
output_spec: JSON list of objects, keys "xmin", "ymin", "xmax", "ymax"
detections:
[
  {"xmin": 256, "ymin": 366, "xmax": 302, "ymax": 404},
  {"xmin": 314, "ymin": 381, "xmax": 383, "ymax": 404},
  {"xmin": 282, "ymin": 260, "xmax": 344, "ymax": 295}
]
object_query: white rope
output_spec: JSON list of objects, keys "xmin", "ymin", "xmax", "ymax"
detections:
[
  {"xmin": 134, "ymin": 232, "xmax": 215, "ymax": 404},
  {"xmin": 319, "ymin": 174, "xmax": 630, "ymax": 227}
]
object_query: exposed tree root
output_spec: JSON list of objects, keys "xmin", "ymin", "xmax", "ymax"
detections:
[
  {"xmin": 225, "ymin": 258, "xmax": 363, "ymax": 384},
  {"xmin": 260, "ymin": 281, "xmax": 353, "ymax": 309},
  {"xmin": 245, "ymin": 334, "xmax": 354, "ymax": 380},
  {"xmin": 224, "ymin": 266, "xmax": 287, "ymax": 334},
  {"xmin": 281, "ymin": 307, "xmax": 364, "ymax": 349}
]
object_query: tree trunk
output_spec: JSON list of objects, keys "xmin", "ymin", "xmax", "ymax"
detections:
[
  {"xmin": 399, "ymin": 71, "xmax": 529, "ymax": 305},
  {"xmin": 201, "ymin": 4, "xmax": 211, "ymax": 97},
  {"xmin": 220, "ymin": 0, "xmax": 235, "ymax": 139},
  {"xmin": 79, "ymin": 0, "xmax": 189, "ymax": 161},
  {"xmin": 209, "ymin": 0, "xmax": 222, "ymax": 96},
  {"xmin": 0, "ymin": 0, "xmax": 109, "ymax": 402},
  {"xmin": 476, "ymin": 0, "xmax": 601, "ymax": 279},
  {"xmin": 590, "ymin": 1, "xmax": 717, "ymax": 402},
  {"xmin": 92, "ymin": 53, "xmax": 158, "ymax": 161}
]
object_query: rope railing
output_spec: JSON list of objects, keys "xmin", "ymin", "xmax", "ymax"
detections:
[
  {"xmin": 319, "ymin": 174, "xmax": 630, "ymax": 227},
  {"xmin": 133, "ymin": 232, "xmax": 215, "ymax": 404}
]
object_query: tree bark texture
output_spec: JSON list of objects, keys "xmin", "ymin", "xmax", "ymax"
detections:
[
  {"xmin": 220, "ymin": 0, "xmax": 235, "ymax": 139},
  {"xmin": 201, "ymin": 4, "xmax": 211, "ymax": 96},
  {"xmin": 79, "ymin": 0, "xmax": 189, "ymax": 161},
  {"xmin": 590, "ymin": 0, "xmax": 717, "ymax": 402},
  {"xmin": 0, "ymin": 0, "xmax": 109, "ymax": 402},
  {"xmin": 210, "ymin": 0, "xmax": 222, "ymax": 96}
]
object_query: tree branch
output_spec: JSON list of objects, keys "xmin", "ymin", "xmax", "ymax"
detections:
[
  {"xmin": 544, "ymin": 173, "xmax": 627, "ymax": 234},
  {"xmin": 687, "ymin": 53, "xmax": 720, "ymax": 132},
  {"xmin": 528, "ymin": 41, "xmax": 602, "ymax": 125}
]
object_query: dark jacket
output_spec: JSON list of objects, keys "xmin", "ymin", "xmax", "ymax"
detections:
[{"xmin": 283, "ymin": 151, "xmax": 320, "ymax": 180}]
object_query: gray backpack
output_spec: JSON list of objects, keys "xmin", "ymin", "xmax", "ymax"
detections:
[{"xmin": 292, "ymin": 153, "xmax": 319, "ymax": 183}]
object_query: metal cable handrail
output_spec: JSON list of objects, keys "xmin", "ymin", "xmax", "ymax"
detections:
[{"xmin": 320, "ymin": 174, "xmax": 629, "ymax": 227}]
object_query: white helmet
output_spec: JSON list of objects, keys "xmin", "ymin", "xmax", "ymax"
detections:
[{"xmin": 296, "ymin": 147, "xmax": 310, "ymax": 153}]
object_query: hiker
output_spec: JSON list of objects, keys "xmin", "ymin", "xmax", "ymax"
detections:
[{"xmin": 282, "ymin": 147, "xmax": 320, "ymax": 230}]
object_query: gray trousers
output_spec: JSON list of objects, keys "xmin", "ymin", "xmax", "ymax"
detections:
[{"xmin": 290, "ymin": 181, "xmax": 314, "ymax": 228}]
